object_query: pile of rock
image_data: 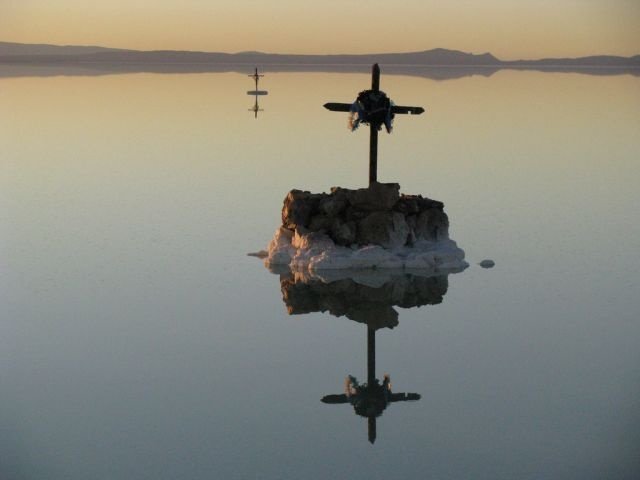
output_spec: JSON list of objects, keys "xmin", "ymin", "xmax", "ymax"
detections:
[
  {"xmin": 282, "ymin": 182, "xmax": 449, "ymax": 249},
  {"xmin": 264, "ymin": 182, "xmax": 467, "ymax": 272}
]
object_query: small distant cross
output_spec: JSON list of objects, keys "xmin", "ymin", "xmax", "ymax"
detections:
[
  {"xmin": 324, "ymin": 64, "xmax": 425, "ymax": 185},
  {"xmin": 248, "ymin": 67, "xmax": 264, "ymax": 90}
]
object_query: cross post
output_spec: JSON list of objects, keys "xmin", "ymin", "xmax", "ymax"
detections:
[
  {"xmin": 369, "ymin": 64, "xmax": 380, "ymax": 183},
  {"xmin": 324, "ymin": 63, "xmax": 425, "ymax": 185}
]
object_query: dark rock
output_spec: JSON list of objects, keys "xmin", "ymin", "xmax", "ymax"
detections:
[
  {"xmin": 331, "ymin": 218, "xmax": 357, "ymax": 246},
  {"xmin": 357, "ymin": 211, "xmax": 392, "ymax": 247},
  {"xmin": 320, "ymin": 189, "xmax": 348, "ymax": 216},
  {"xmin": 417, "ymin": 196, "xmax": 444, "ymax": 210},
  {"xmin": 344, "ymin": 205, "xmax": 368, "ymax": 222},
  {"xmin": 309, "ymin": 214, "xmax": 332, "ymax": 231},
  {"xmin": 357, "ymin": 211, "xmax": 410, "ymax": 249},
  {"xmin": 406, "ymin": 214, "xmax": 417, "ymax": 231},
  {"xmin": 346, "ymin": 182, "xmax": 400, "ymax": 211},
  {"xmin": 280, "ymin": 183, "xmax": 451, "ymax": 248},
  {"xmin": 282, "ymin": 190, "xmax": 316, "ymax": 230},
  {"xmin": 415, "ymin": 208, "xmax": 449, "ymax": 241},
  {"xmin": 394, "ymin": 195, "xmax": 420, "ymax": 214}
]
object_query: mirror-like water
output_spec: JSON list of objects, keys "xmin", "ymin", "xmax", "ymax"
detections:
[{"xmin": 1, "ymin": 69, "xmax": 639, "ymax": 479}]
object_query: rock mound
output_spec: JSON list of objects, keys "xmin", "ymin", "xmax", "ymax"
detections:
[
  {"xmin": 282, "ymin": 182, "xmax": 448, "ymax": 249},
  {"xmin": 264, "ymin": 183, "xmax": 467, "ymax": 272}
]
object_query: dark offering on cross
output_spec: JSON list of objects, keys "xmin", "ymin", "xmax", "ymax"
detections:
[{"xmin": 324, "ymin": 63, "xmax": 425, "ymax": 185}]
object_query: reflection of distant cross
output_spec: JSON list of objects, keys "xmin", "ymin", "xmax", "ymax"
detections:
[
  {"xmin": 321, "ymin": 325, "xmax": 421, "ymax": 444},
  {"xmin": 248, "ymin": 94, "xmax": 264, "ymax": 119},
  {"xmin": 324, "ymin": 63, "xmax": 425, "ymax": 185}
]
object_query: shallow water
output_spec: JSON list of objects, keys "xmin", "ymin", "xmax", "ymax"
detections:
[{"xmin": 1, "ymin": 69, "xmax": 639, "ymax": 479}]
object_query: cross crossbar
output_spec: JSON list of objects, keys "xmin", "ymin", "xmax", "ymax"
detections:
[{"xmin": 324, "ymin": 103, "xmax": 425, "ymax": 115}]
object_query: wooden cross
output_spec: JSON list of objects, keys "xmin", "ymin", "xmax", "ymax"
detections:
[
  {"xmin": 248, "ymin": 67, "xmax": 264, "ymax": 91},
  {"xmin": 324, "ymin": 63, "xmax": 425, "ymax": 184}
]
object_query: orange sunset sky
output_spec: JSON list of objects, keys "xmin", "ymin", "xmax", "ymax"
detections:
[{"xmin": 1, "ymin": 0, "xmax": 638, "ymax": 59}]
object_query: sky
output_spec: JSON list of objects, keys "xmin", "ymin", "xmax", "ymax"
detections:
[{"xmin": 1, "ymin": 0, "xmax": 638, "ymax": 59}]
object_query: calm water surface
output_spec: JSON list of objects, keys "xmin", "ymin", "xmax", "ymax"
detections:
[{"xmin": 1, "ymin": 69, "xmax": 639, "ymax": 479}]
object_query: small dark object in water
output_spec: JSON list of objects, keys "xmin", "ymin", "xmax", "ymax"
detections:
[{"xmin": 247, "ymin": 250, "xmax": 268, "ymax": 258}]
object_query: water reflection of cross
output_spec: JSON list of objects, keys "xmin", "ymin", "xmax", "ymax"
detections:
[
  {"xmin": 248, "ymin": 93, "xmax": 264, "ymax": 119},
  {"xmin": 279, "ymin": 273, "xmax": 448, "ymax": 444},
  {"xmin": 324, "ymin": 63, "xmax": 425, "ymax": 185},
  {"xmin": 321, "ymin": 325, "xmax": 421, "ymax": 444}
]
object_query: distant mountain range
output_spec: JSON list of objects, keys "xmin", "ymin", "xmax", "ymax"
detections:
[
  {"xmin": 0, "ymin": 42, "xmax": 126, "ymax": 57},
  {"xmin": 0, "ymin": 41, "xmax": 638, "ymax": 79}
]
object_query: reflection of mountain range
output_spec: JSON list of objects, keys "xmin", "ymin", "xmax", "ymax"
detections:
[{"xmin": 1, "ymin": 41, "xmax": 638, "ymax": 79}]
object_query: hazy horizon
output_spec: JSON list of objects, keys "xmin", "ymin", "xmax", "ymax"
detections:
[
  {"xmin": 2, "ymin": 39, "xmax": 640, "ymax": 60},
  {"xmin": 2, "ymin": 1, "xmax": 638, "ymax": 60}
]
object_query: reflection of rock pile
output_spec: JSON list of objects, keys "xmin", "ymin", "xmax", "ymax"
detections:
[
  {"xmin": 280, "ymin": 271, "xmax": 448, "ymax": 329},
  {"xmin": 272, "ymin": 268, "xmax": 446, "ymax": 444},
  {"xmin": 265, "ymin": 183, "xmax": 467, "ymax": 272}
]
